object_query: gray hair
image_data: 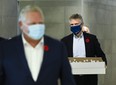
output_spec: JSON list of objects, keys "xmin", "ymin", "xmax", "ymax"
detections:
[
  {"xmin": 69, "ymin": 13, "xmax": 84, "ymax": 25},
  {"xmin": 18, "ymin": 5, "xmax": 44, "ymax": 22}
]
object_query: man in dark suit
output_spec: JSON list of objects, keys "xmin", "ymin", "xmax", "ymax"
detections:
[
  {"xmin": 61, "ymin": 13, "xmax": 107, "ymax": 85},
  {"xmin": 0, "ymin": 5, "xmax": 76, "ymax": 85}
]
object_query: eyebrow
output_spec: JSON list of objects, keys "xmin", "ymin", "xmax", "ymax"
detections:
[
  {"xmin": 70, "ymin": 23, "xmax": 80, "ymax": 25},
  {"xmin": 28, "ymin": 22, "xmax": 44, "ymax": 25}
]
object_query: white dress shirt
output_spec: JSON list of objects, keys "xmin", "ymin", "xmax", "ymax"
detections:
[
  {"xmin": 73, "ymin": 33, "xmax": 86, "ymax": 57},
  {"xmin": 22, "ymin": 35, "xmax": 44, "ymax": 82}
]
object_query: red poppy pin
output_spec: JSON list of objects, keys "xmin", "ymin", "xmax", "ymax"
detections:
[
  {"xmin": 85, "ymin": 38, "xmax": 90, "ymax": 43},
  {"xmin": 44, "ymin": 45, "xmax": 49, "ymax": 51}
]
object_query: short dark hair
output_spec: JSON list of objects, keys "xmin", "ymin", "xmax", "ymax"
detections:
[{"xmin": 69, "ymin": 13, "xmax": 84, "ymax": 24}]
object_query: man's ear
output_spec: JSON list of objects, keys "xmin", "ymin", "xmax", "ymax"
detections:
[
  {"xmin": 18, "ymin": 21, "xmax": 23, "ymax": 30},
  {"xmin": 81, "ymin": 24, "xmax": 83, "ymax": 29},
  {"xmin": 19, "ymin": 21, "xmax": 23, "ymax": 29}
]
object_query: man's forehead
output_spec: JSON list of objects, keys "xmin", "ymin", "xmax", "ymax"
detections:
[
  {"xmin": 25, "ymin": 12, "xmax": 43, "ymax": 20},
  {"xmin": 26, "ymin": 11, "xmax": 42, "ymax": 17},
  {"xmin": 70, "ymin": 19, "xmax": 81, "ymax": 22},
  {"xmin": 70, "ymin": 19, "xmax": 81, "ymax": 24}
]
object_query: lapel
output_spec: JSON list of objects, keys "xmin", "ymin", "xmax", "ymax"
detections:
[
  {"xmin": 83, "ymin": 32, "xmax": 91, "ymax": 57},
  {"xmin": 70, "ymin": 34, "xmax": 73, "ymax": 57},
  {"xmin": 15, "ymin": 35, "xmax": 32, "ymax": 76},
  {"xmin": 36, "ymin": 35, "xmax": 50, "ymax": 82}
]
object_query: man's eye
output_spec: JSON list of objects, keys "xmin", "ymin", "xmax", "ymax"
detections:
[
  {"xmin": 39, "ymin": 22, "xmax": 44, "ymax": 24},
  {"xmin": 70, "ymin": 24, "xmax": 73, "ymax": 25},
  {"xmin": 29, "ymin": 23, "xmax": 36, "ymax": 25}
]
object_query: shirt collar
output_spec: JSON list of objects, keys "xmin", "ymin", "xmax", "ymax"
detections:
[{"xmin": 74, "ymin": 32, "xmax": 83, "ymax": 38}]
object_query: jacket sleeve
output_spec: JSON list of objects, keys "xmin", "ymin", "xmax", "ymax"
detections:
[
  {"xmin": 93, "ymin": 36, "xmax": 107, "ymax": 65},
  {"xmin": 59, "ymin": 43, "xmax": 76, "ymax": 85}
]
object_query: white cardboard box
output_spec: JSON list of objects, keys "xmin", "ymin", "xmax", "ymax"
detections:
[{"xmin": 69, "ymin": 57, "xmax": 106, "ymax": 75}]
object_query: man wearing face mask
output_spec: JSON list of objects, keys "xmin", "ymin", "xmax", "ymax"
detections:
[
  {"xmin": 0, "ymin": 5, "xmax": 76, "ymax": 85},
  {"xmin": 61, "ymin": 13, "xmax": 107, "ymax": 85}
]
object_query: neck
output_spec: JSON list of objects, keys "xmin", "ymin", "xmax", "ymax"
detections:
[{"xmin": 23, "ymin": 33, "xmax": 41, "ymax": 48}]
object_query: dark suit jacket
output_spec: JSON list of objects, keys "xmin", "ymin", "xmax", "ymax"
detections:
[
  {"xmin": 0, "ymin": 35, "xmax": 76, "ymax": 85},
  {"xmin": 0, "ymin": 37, "xmax": 6, "ymax": 42},
  {"xmin": 61, "ymin": 32, "xmax": 107, "ymax": 64}
]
